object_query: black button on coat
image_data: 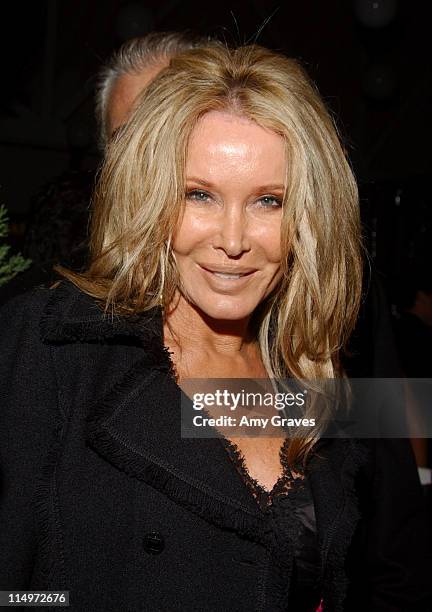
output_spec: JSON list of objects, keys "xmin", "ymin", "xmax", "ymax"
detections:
[
  {"xmin": 0, "ymin": 281, "xmax": 430, "ymax": 611},
  {"xmin": 142, "ymin": 531, "xmax": 165, "ymax": 555}
]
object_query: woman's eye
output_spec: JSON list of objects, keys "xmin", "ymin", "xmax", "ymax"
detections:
[
  {"xmin": 186, "ymin": 190, "xmax": 211, "ymax": 202},
  {"xmin": 257, "ymin": 195, "xmax": 282, "ymax": 208}
]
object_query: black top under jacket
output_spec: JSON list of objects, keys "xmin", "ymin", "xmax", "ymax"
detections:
[{"xmin": 0, "ymin": 281, "xmax": 431, "ymax": 611}]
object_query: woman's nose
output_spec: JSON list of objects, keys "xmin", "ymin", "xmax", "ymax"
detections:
[{"xmin": 213, "ymin": 206, "xmax": 251, "ymax": 257}]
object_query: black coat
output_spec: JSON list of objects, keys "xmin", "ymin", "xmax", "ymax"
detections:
[{"xmin": 0, "ymin": 281, "xmax": 430, "ymax": 611}]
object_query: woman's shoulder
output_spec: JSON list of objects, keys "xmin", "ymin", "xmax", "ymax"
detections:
[
  {"xmin": 0, "ymin": 282, "xmax": 52, "ymax": 322},
  {"xmin": 1, "ymin": 280, "xmax": 163, "ymax": 347},
  {"xmin": 0, "ymin": 279, "xmax": 163, "ymax": 433},
  {"xmin": 0, "ymin": 281, "xmax": 104, "ymax": 393},
  {"xmin": 0, "ymin": 282, "xmax": 82, "ymax": 354},
  {"xmin": 0, "ymin": 280, "xmax": 87, "ymax": 330}
]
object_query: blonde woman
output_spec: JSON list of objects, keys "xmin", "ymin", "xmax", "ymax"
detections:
[{"xmin": 0, "ymin": 45, "xmax": 429, "ymax": 611}]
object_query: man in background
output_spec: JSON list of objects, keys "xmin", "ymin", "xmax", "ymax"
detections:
[{"xmin": 96, "ymin": 32, "xmax": 208, "ymax": 147}]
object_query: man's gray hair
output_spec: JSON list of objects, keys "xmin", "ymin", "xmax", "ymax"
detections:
[{"xmin": 96, "ymin": 31, "xmax": 210, "ymax": 148}]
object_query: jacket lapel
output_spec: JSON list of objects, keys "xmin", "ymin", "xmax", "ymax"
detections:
[
  {"xmin": 41, "ymin": 281, "xmax": 265, "ymax": 540},
  {"xmin": 85, "ymin": 355, "xmax": 266, "ymax": 539}
]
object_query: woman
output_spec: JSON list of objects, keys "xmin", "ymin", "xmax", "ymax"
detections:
[{"xmin": 0, "ymin": 45, "xmax": 429, "ymax": 611}]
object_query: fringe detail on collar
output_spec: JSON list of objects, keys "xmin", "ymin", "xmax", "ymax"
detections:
[{"xmin": 86, "ymin": 422, "xmax": 266, "ymax": 543}]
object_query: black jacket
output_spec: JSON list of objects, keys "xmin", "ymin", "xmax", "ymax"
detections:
[{"xmin": 0, "ymin": 281, "xmax": 430, "ymax": 611}]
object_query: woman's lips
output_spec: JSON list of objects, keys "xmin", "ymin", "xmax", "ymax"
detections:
[
  {"xmin": 199, "ymin": 264, "xmax": 257, "ymax": 275},
  {"xmin": 198, "ymin": 264, "xmax": 257, "ymax": 286}
]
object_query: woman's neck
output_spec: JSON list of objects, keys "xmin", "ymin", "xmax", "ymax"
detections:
[
  {"xmin": 165, "ymin": 294, "xmax": 257, "ymax": 354},
  {"xmin": 163, "ymin": 295, "xmax": 267, "ymax": 381}
]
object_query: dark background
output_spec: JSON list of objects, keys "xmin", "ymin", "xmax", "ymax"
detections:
[{"xmin": 0, "ymin": 0, "xmax": 431, "ymax": 305}]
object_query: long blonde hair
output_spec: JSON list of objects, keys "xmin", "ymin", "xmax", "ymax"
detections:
[{"xmin": 58, "ymin": 44, "xmax": 362, "ymax": 463}]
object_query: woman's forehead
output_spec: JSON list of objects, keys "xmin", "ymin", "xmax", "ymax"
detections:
[{"xmin": 185, "ymin": 112, "xmax": 286, "ymax": 188}]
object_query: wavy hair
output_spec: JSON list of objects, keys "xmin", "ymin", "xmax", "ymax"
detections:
[{"xmin": 58, "ymin": 44, "xmax": 363, "ymax": 463}]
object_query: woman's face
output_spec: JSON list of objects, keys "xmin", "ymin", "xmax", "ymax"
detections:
[{"xmin": 172, "ymin": 111, "xmax": 285, "ymax": 321}]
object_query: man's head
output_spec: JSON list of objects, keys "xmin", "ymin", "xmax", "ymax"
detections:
[{"xmin": 95, "ymin": 31, "xmax": 209, "ymax": 148}]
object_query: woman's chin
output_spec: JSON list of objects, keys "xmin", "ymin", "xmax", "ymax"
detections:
[{"xmin": 190, "ymin": 297, "xmax": 256, "ymax": 322}]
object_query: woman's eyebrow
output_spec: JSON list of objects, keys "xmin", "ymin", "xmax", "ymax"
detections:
[
  {"xmin": 185, "ymin": 177, "xmax": 213, "ymax": 187},
  {"xmin": 255, "ymin": 184, "xmax": 285, "ymax": 192},
  {"xmin": 186, "ymin": 177, "xmax": 285, "ymax": 192}
]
